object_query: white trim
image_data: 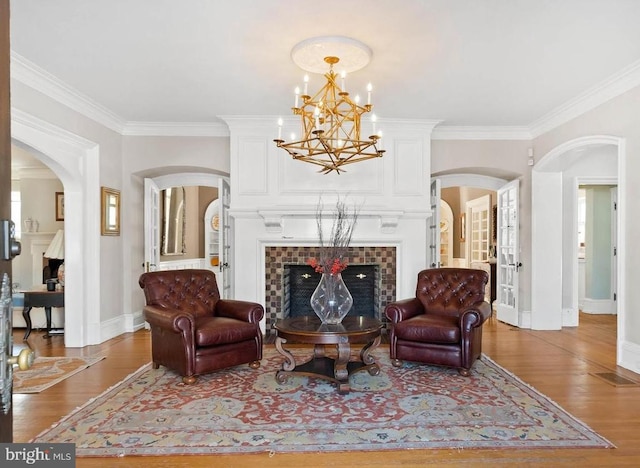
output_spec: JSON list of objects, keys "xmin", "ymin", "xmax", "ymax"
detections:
[
  {"xmin": 437, "ymin": 174, "xmax": 508, "ymax": 191},
  {"xmin": 530, "ymin": 59, "xmax": 640, "ymax": 138},
  {"xmin": 533, "ymin": 135, "xmax": 628, "ymax": 371},
  {"xmin": 11, "ymin": 110, "xmax": 101, "ymax": 348},
  {"xmin": 10, "ymin": 53, "xmax": 640, "ymax": 140},
  {"xmin": 581, "ymin": 298, "xmax": 616, "ymax": 314},
  {"xmin": 619, "ymin": 340, "xmax": 640, "ymax": 374},
  {"xmin": 10, "ymin": 52, "xmax": 125, "ymax": 134}
]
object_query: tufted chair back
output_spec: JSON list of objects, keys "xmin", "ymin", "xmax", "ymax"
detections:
[
  {"xmin": 138, "ymin": 268, "xmax": 264, "ymax": 384},
  {"xmin": 416, "ymin": 268, "xmax": 488, "ymax": 317},
  {"xmin": 385, "ymin": 267, "xmax": 492, "ymax": 376},
  {"xmin": 139, "ymin": 269, "xmax": 220, "ymax": 318}
]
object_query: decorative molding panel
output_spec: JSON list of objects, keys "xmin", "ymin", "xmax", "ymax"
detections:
[
  {"xmin": 237, "ymin": 138, "xmax": 269, "ymax": 195},
  {"xmin": 393, "ymin": 139, "xmax": 425, "ymax": 196}
]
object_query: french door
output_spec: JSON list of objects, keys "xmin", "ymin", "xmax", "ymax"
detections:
[
  {"xmin": 143, "ymin": 178, "xmax": 160, "ymax": 272},
  {"xmin": 496, "ymin": 180, "xmax": 520, "ymax": 326},
  {"xmin": 427, "ymin": 179, "xmax": 441, "ymax": 268}
]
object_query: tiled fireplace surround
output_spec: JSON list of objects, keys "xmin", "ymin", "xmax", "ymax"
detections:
[{"xmin": 264, "ymin": 246, "xmax": 397, "ymax": 334}]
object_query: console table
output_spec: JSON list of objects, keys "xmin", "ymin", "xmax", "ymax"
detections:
[
  {"xmin": 273, "ymin": 316, "xmax": 382, "ymax": 394},
  {"xmin": 21, "ymin": 290, "xmax": 64, "ymax": 340}
]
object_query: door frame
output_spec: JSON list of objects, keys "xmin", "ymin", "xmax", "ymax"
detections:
[
  {"xmin": 11, "ymin": 109, "xmax": 100, "ymax": 347},
  {"xmin": 533, "ymin": 135, "xmax": 626, "ymax": 367}
]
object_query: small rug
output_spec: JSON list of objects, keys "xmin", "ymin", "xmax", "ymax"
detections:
[
  {"xmin": 31, "ymin": 350, "xmax": 612, "ymax": 456},
  {"xmin": 14, "ymin": 356, "xmax": 105, "ymax": 394}
]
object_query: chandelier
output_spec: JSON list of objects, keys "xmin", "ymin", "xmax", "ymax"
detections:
[{"xmin": 274, "ymin": 38, "xmax": 384, "ymax": 174}]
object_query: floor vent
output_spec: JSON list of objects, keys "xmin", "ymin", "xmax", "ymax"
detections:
[{"xmin": 590, "ymin": 372, "xmax": 639, "ymax": 387}]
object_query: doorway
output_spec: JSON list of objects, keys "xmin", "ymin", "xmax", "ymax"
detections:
[
  {"xmin": 532, "ymin": 136, "xmax": 623, "ymax": 360},
  {"xmin": 11, "ymin": 110, "xmax": 101, "ymax": 347}
]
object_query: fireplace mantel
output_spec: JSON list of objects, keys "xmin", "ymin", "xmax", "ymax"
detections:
[{"xmin": 253, "ymin": 207, "xmax": 404, "ymax": 234}]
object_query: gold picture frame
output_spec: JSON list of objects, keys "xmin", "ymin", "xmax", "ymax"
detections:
[
  {"xmin": 55, "ymin": 192, "xmax": 64, "ymax": 221},
  {"xmin": 101, "ymin": 187, "xmax": 121, "ymax": 236}
]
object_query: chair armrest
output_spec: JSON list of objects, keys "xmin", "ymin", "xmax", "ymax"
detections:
[
  {"xmin": 385, "ymin": 298, "xmax": 424, "ymax": 323},
  {"xmin": 216, "ymin": 299, "xmax": 264, "ymax": 323},
  {"xmin": 460, "ymin": 301, "xmax": 492, "ymax": 331},
  {"xmin": 143, "ymin": 305, "xmax": 195, "ymax": 333}
]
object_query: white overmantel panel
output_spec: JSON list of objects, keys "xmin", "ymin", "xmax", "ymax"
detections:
[
  {"xmin": 220, "ymin": 116, "xmax": 439, "ymax": 315},
  {"xmin": 220, "ymin": 116, "xmax": 439, "ymax": 212}
]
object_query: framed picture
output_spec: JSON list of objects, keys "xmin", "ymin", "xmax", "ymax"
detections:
[
  {"xmin": 54, "ymin": 192, "xmax": 65, "ymax": 221},
  {"xmin": 101, "ymin": 187, "xmax": 121, "ymax": 236},
  {"xmin": 459, "ymin": 213, "xmax": 466, "ymax": 242}
]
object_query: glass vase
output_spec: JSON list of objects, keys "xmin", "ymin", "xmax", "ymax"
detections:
[{"xmin": 310, "ymin": 273, "xmax": 353, "ymax": 324}]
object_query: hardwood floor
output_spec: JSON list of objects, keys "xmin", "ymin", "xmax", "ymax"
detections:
[{"xmin": 12, "ymin": 313, "xmax": 640, "ymax": 467}]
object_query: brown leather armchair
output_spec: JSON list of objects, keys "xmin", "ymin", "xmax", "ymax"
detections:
[
  {"xmin": 385, "ymin": 268, "xmax": 491, "ymax": 376},
  {"xmin": 139, "ymin": 269, "xmax": 264, "ymax": 384}
]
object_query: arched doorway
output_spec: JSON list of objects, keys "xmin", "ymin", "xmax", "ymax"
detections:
[
  {"xmin": 532, "ymin": 136, "xmax": 624, "ymax": 360},
  {"xmin": 11, "ymin": 109, "xmax": 100, "ymax": 347}
]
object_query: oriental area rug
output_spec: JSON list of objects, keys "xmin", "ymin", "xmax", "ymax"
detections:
[
  {"xmin": 30, "ymin": 349, "xmax": 612, "ymax": 456},
  {"xmin": 14, "ymin": 356, "xmax": 105, "ymax": 394}
]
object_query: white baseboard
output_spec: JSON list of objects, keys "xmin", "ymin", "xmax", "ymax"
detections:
[
  {"xmin": 619, "ymin": 340, "xmax": 640, "ymax": 375},
  {"xmin": 562, "ymin": 308, "xmax": 579, "ymax": 327},
  {"xmin": 581, "ymin": 298, "xmax": 616, "ymax": 314},
  {"xmin": 519, "ymin": 310, "xmax": 532, "ymax": 329}
]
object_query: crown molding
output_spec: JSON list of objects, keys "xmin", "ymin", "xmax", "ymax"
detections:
[
  {"xmin": 431, "ymin": 126, "xmax": 532, "ymax": 140},
  {"xmin": 10, "ymin": 51, "xmax": 126, "ymax": 134},
  {"xmin": 529, "ymin": 58, "xmax": 640, "ymax": 138},
  {"xmin": 122, "ymin": 121, "xmax": 229, "ymax": 137},
  {"xmin": 11, "ymin": 50, "xmax": 640, "ymax": 141}
]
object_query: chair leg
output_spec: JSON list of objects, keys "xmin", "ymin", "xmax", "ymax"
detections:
[
  {"xmin": 458, "ymin": 368, "xmax": 471, "ymax": 377},
  {"xmin": 391, "ymin": 359, "xmax": 403, "ymax": 367},
  {"xmin": 249, "ymin": 360, "xmax": 261, "ymax": 369},
  {"xmin": 182, "ymin": 375, "xmax": 197, "ymax": 385},
  {"xmin": 152, "ymin": 362, "xmax": 160, "ymax": 369}
]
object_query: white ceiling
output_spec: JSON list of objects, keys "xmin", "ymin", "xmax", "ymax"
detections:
[{"xmin": 8, "ymin": 1, "xmax": 640, "ymax": 129}]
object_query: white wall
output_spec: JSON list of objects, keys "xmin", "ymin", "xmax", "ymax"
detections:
[
  {"xmin": 431, "ymin": 139, "xmax": 532, "ymax": 311},
  {"xmin": 534, "ymin": 85, "xmax": 640, "ymax": 372}
]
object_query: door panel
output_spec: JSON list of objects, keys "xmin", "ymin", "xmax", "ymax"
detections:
[
  {"xmin": 466, "ymin": 195, "xmax": 491, "ymax": 263},
  {"xmin": 219, "ymin": 178, "xmax": 232, "ymax": 298},
  {"xmin": 0, "ymin": 0, "xmax": 12, "ymax": 441},
  {"xmin": 143, "ymin": 178, "xmax": 160, "ymax": 272},
  {"xmin": 496, "ymin": 180, "xmax": 520, "ymax": 326},
  {"xmin": 427, "ymin": 179, "xmax": 441, "ymax": 268}
]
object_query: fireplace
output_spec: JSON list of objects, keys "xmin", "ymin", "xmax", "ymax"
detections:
[
  {"xmin": 264, "ymin": 246, "xmax": 396, "ymax": 334},
  {"xmin": 284, "ymin": 264, "xmax": 378, "ymax": 319}
]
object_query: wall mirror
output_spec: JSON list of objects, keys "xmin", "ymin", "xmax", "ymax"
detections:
[
  {"xmin": 101, "ymin": 187, "xmax": 120, "ymax": 236},
  {"xmin": 161, "ymin": 186, "xmax": 186, "ymax": 255}
]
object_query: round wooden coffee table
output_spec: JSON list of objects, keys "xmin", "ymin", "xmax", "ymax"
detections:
[{"xmin": 273, "ymin": 316, "xmax": 382, "ymax": 394}]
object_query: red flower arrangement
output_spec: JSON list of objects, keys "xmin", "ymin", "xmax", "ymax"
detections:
[
  {"xmin": 307, "ymin": 198, "xmax": 359, "ymax": 276},
  {"xmin": 307, "ymin": 256, "xmax": 348, "ymax": 275}
]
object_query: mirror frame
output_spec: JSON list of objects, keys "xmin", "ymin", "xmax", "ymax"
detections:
[
  {"xmin": 101, "ymin": 187, "xmax": 121, "ymax": 236},
  {"xmin": 160, "ymin": 186, "xmax": 186, "ymax": 256}
]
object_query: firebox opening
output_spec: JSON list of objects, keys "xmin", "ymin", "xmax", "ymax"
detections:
[{"xmin": 283, "ymin": 264, "xmax": 379, "ymax": 319}]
